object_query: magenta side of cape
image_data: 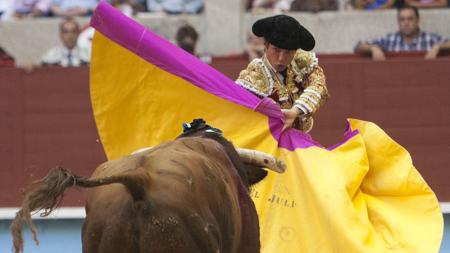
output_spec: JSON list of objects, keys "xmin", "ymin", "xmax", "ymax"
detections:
[{"xmin": 89, "ymin": 1, "xmax": 357, "ymax": 151}]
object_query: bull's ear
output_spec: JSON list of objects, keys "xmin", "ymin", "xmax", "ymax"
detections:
[{"xmin": 245, "ymin": 163, "xmax": 268, "ymax": 185}]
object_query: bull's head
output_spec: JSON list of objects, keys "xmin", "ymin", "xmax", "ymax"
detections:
[{"xmin": 177, "ymin": 118, "xmax": 285, "ymax": 187}]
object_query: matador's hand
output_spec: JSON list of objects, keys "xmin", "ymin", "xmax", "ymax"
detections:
[{"xmin": 281, "ymin": 107, "xmax": 302, "ymax": 132}]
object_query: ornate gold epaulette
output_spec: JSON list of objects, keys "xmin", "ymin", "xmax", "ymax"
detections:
[
  {"xmin": 291, "ymin": 50, "xmax": 318, "ymax": 83},
  {"xmin": 236, "ymin": 59, "xmax": 272, "ymax": 97}
]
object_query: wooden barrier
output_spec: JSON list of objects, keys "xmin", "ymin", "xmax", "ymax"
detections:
[
  {"xmin": 0, "ymin": 55, "xmax": 449, "ymax": 207},
  {"xmin": 0, "ymin": 67, "xmax": 105, "ymax": 206}
]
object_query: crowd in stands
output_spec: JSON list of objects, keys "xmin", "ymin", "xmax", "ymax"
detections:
[
  {"xmin": 0, "ymin": 0, "xmax": 204, "ymax": 20},
  {"xmin": 175, "ymin": 23, "xmax": 211, "ymax": 63},
  {"xmin": 0, "ymin": 0, "xmax": 206, "ymax": 67},
  {"xmin": 1, "ymin": 0, "xmax": 448, "ymax": 20},
  {"xmin": 0, "ymin": 0, "xmax": 449, "ymax": 68},
  {"xmin": 246, "ymin": 0, "xmax": 448, "ymax": 12}
]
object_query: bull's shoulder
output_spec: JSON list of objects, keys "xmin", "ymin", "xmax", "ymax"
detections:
[{"xmin": 175, "ymin": 137, "xmax": 226, "ymax": 153}]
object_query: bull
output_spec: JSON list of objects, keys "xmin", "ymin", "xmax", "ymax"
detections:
[{"xmin": 10, "ymin": 119, "xmax": 285, "ymax": 253}]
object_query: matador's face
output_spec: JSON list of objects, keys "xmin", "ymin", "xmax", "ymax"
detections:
[{"xmin": 265, "ymin": 42, "xmax": 296, "ymax": 72}]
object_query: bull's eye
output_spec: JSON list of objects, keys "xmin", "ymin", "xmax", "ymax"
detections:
[{"xmin": 264, "ymin": 159, "xmax": 269, "ymax": 164}]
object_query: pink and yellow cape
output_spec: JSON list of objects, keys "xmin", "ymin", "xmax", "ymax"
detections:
[{"xmin": 89, "ymin": 3, "xmax": 443, "ymax": 252}]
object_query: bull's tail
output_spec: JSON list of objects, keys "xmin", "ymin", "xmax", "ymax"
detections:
[{"xmin": 10, "ymin": 166, "xmax": 150, "ymax": 253}]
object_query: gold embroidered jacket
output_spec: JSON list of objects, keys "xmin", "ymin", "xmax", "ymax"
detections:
[{"xmin": 236, "ymin": 50, "xmax": 329, "ymax": 132}]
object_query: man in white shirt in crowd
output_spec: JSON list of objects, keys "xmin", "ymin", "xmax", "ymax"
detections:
[{"xmin": 41, "ymin": 17, "xmax": 90, "ymax": 67}]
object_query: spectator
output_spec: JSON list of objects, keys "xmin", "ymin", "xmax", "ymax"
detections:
[
  {"xmin": 355, "ymin": 5, "xmax": 450, "ymax": 60},
  {"xmin": 41, "ymin": 17, "xmax": 90, "ymax": 66},
  {"xmin": 50, "ymin": 0, "xmax": 98, "ymax": 17},
  {"xmin": 175, "ymin": 24, "xmax": 210, "ymax": 63},
  {"xmin": 405, "ymin": 0, "xmax": 447, "ymax": 8},
  {"xmin": 147, "ymin": 0, "xmax": 204, "ymax": 14},
  {"xmin": 13, "ymin": 0, "xmax": 51, "ymax": 18},
  {"xmin": 176, "ymin": 24, "xmax": 198, "ymax": 55},
  {"xmin": 0, "ymin": 46, "xmax": 15, "ymax": 67},
  {"xmin": 244, "ymin": 31, "xmax": 265, "ymax": 61},
  {"xmin": 290, "ymin": 0, "xmax": 338, "ymax": 12}
]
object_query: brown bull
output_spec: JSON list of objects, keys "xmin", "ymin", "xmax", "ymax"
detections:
[{"xmin": 11, "ymin": 119, "xmax": 285, "ymax": 253}]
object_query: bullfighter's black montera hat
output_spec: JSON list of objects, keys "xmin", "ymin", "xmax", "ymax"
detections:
[{"xmin": 252, "ymin": 15, "xmax": 315, "ymax": 51}]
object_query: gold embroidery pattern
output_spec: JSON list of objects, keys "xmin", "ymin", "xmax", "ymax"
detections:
[
  {"xmin": 236, "ymin": 59, "xmax": 270, "ymax": 97},
  {"xmin": 263, "ymin": 56, "xmax": 298, "ymax": 109},
  {"xmin": 294, "ymin": 66, "xmax": 329, "ymax": 115},
  {"xmin": 292, "ymin": 50, "xmax": 318, "ymax": 83}
]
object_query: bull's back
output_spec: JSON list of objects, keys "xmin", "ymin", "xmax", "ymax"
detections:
[{"xmin": 83, "ymin": 137, "xmax": 245, "ymax": 253}]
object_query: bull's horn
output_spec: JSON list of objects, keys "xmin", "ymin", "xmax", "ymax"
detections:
[
  {"xmin": 236, "ymin": 148, "xmax": 286, "ymax": 173},
  {"xmin": 131, "ymin": 147, "xmax": 153, "ymax": 155}
]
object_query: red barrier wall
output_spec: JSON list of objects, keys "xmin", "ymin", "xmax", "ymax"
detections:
[
  {"xmin": 0, "ymin": 67, "xmax": 106, "ymax": 206},
  {"xmin": 1, "ymin": 56, "xmax": 449, "ymax": 207}
]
